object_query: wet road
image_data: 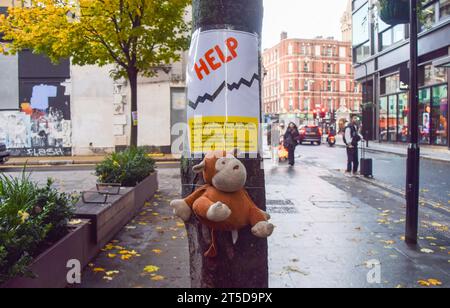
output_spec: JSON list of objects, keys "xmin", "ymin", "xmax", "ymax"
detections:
[{"xmin": 296, "ymin": 144, "xmax": 450, "ymax": 206}]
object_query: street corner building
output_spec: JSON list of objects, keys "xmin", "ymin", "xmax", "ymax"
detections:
[
  {"xmin": 262, "ymin": 31, "xmax": 363, "ymax": 130},
  {"xmin": 0, "ymin": 1, "xmax": 188, "ymax": 158},
  {"xmin": 352, "ymin": 0, "xmax": 450, "ymax": 148}
]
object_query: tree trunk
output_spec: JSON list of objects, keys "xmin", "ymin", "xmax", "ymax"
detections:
[
  {"xmin": 181, "ymin": 0, "xmax": 267, "ymax": 288},
  {"xmin": 128, "ymin": 69, "xmax": 138, "ymax": 148}
]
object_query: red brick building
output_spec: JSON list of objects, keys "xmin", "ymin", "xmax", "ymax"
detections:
[{"xmin": 263, "ymin": 33, "xmax": 362, "ymax": 127}]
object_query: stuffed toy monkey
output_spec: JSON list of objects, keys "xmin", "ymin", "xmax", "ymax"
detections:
[{"xmin": 170, "ymin": 150, "xmax": 275, "ymax": 257}]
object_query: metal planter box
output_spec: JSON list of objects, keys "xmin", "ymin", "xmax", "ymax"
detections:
[
  {"xmin": 74, "ymin": 172, "xmax": 158, "ymax": 260},
  {"xmin": 1, "ymin": 220, "xmax": 91, "ymax": 289},
  {"xmin": 132, "ymin": 172, "xmax": 158, "ymax": 214}
]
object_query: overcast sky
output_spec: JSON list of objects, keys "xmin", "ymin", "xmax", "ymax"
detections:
[{"xmin": 262, "ymin": 0, "xmax": 349, "ymax": 49}]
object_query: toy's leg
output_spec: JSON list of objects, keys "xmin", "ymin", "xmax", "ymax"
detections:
[
  {"xmin": 193, "ymin": 197, "xmax": 231, "ymax": 222},
  {"xmin": 249, "ymin": 206, "xmax": 275, "ymax": 238}
]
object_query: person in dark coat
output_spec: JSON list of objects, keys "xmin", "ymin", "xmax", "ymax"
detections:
[{"xmin": 284, "ymin": 122, "xmax": 300, "ymax": 166}]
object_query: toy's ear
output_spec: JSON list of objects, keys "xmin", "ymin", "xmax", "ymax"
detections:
[
  {"xmin": 228, "ymin": 148, "xmax": 241, "ymax": 158},
  {"xmin": 192, "ymin": 160, "xmax": 206, "ymax": 174}
]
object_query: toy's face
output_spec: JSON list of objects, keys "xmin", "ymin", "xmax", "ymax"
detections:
[
  {"xmin": 193, "ymin": 151, "xmax": 247, "ymax": 193},
  {"xmin": 212, "ymin": 155, "xmax": 247, "ymax": 193}
]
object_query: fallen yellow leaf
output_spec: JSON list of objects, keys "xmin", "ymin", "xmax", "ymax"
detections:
[
  {"xmin": 93, "ymin": 268, "xmax": 106, "ymax": 273},
  {"xmin": 151, "ymin": 275, "xmax": 165, "ymax": 281},
  {"xmin": 428, "ymin": 279, "xmax": 442, "ymax": 286},
  {"xmin": 121, "ymin": 255, "xmax": 132, "ymax": 260},
  {"xmin": 418, "ymin": 279, "xmax": 442, "ymax": 287},
  {"xmin": 152, "ymin": 249, "xmax": 162, "ymax": 254},
  {"xmin": 144, "ymin": 265, "xmax": 160, "ymax": 273},
  {"xmin": 108, "ymin": 254, "xmax": 117, "ymax": 258}
]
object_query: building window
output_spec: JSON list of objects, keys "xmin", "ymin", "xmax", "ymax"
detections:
[
  {"xmin": 301, "ymin": 45, "xmax": 306, "ymax": 55},
  {"xmin": 431, "ymin": 84, "xmax": 448, "ymax": 145},
  {"xmin": 419, "ymin": 63, "xmax": 448, "ymax": 86},
  {"xmin": 304, "ymin": 62, "xmax": 309, "ymax": 72},
  {"xmin": 381, "ymin": 74, "xmax": 401, "ymax": 95},
  {"xmin": 327, "ymin": 80, "xmax": 333, "ymax": 92},
  {"xmin": 355, "ymin": 41, "xmax": 371, "ymax": 63},
  {"xmin": 340, "ymin": 80, "xmax": 347, "ymax": 92},
  {"xmin": 303, "ymin": 80, "xmax": 309, "ymax": 91},
  {"xmin": 288, "ymin": 80, "xmax": 294, "ymax": 91},
  {"xmin": 352, "ymin": 2, "xmax": 370, "ymax": 62},
  {"xmin": 304, "ymin": 98, "xmax": 310, "ymax": 111},
  {"xmin": 379, "ymin": 24, "xmax": 406, "ymax": 51},
  {"xmin": 379, "ymin": 97, "xmax": 389, "ymax": 142},
  {"xmin": 288, "ymin": 44, "xmax": 293, "ymax": 55},
  {"xmin": 419, "ymin": 88, "xmax": 432, "ymax": 144},
  {"xmin": 388, "ymin": 95, "xmax": 398, "ymax": 142},
  {"xmin": 288, "ymin": 61, "xmax": 294, "ymax": 73},
  {"xmin": 439, "ymin": 0, "xmax": 450, "ymax": 19},
  {"xmin": 420, "ymin": 1, "xmax": 437, "ymax": 31},
  {"xmin": 398, "ymin": 93, "xmax": 409, "ymax": 143}
]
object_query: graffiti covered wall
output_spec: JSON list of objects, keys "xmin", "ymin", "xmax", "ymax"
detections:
[
  {"xmin": 0, "ymin": 80, "xmax": 72, "ymax": 157},
  {"xmin": 0, "ymin": 51, "xmax": 72, "ymax": 157}
]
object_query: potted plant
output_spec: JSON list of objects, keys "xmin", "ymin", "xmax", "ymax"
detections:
[
  {"xmin": 95, "ymin": 147, "xmax": 156, "ymax": 187},
  {"xmin": 0, "ymin": 173, "xmax": 89, "ymax": 288},
  {"xmin": 378, "ymin": 0, "xmax": 410, "ymax": 26},
  {"xmin": 95, "ymin": 147, "xmax": 158, "ymax": 212}
]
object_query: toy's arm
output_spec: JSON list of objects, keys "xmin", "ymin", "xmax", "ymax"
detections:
[
  {"xmin": 171, "ymin": 186, "xmax": 208, "ymax": 222},
  {"xmin": 184, "ymin": 186, "xmax": 209, "ymax": 208},
  {"xmin": 244, "ymin": 191, "xmax": 270, "ymax": 226}
]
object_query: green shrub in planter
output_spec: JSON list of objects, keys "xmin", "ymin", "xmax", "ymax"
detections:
[
  {"xmin": 95, "ymin": 147, "xmax": 156, "ymax": 187},
  {"xmin": 0, "ymin": 173, "xmax": 76, "ymax": 283},
  {"xmin": 378, "ymin": 0, "xmax": 410, "ymax": 26}
]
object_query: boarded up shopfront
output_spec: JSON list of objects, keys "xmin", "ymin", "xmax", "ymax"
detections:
[{"xmin": 0, "ymin": 51, "xmax": 72, "ymax": 157}]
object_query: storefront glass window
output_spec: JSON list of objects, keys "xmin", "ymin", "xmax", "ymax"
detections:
[
  {"xmin": 380, "ymin": 97, "xmax": 388, "ymax": 142},
  {"xmin": 388, "ymin": 96, "xmax": 398, "ymax": 141},
  {"xmin": 398, "ymin": 93, "xmax": 409, "ymax": 142},
  {"xmin": 431, "ymin": 84, "xmax": 448, "ymax": 146},
  {"xmin": 420, "ymin": 64, "xmax": 448, "ymax": 86},
  {"xmin": 385, "ymin": 74, "xmax": 400, "ymax": 94},
  {"xmin": 419, "ymin": 88, "xmax": 432, "ymax": 144}
]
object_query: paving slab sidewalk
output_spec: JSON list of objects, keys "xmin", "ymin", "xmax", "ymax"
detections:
[
  {"xmin": 76, "ymin": 168, "xmax": 190, "ymax": 288},
  {"xmin": 66, "ymin": 161, "xmax": 449, "ymax": 288},
  {"xmin": 267, "ymin": 159, "xmax": 449, "ymax": 288}
]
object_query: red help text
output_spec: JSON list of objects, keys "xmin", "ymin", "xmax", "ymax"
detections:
[{"xmin": 194, "ymin": 37, "xmax": 239, "ymax": 81}]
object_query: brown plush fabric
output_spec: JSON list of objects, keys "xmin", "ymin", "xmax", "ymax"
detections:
[{"xmin": 183, "ymin": 150, "xmax": 268, "ymax": 257}]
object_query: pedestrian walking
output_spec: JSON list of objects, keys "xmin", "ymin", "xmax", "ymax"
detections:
[
  {"xmin": 284, "ymin": 122, "xmax": 300, "ymax": 166},
  {"xmin": 343, "ymin": 116, "xmax": 363, "ymax": 175}
]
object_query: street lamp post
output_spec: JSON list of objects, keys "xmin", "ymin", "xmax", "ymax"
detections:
[
  {"xmin": 405, "ymin": 0, "xmax": 420, "ymax": 245},
  {"xmin": 182, "ymin": 0, "xmax": 268, "ymax": 288}
]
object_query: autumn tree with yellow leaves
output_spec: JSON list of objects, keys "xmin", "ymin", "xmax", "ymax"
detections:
[{"xmin": 0, "ymin": 0, "xmax": 191, "ymax": 147}]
